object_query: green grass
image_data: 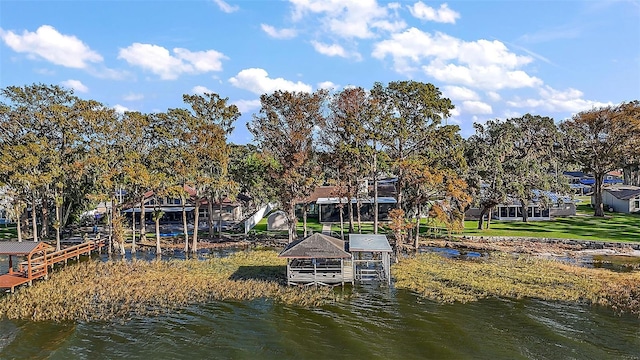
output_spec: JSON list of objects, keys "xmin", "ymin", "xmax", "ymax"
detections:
[{"xmin": 461, "ymin": 204, "xmax": 640, "ymax": 242}]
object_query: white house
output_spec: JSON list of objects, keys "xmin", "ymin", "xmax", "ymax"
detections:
[{"xmin": 595, "ymin": 185, "xmax": 640, "ymax": 214}]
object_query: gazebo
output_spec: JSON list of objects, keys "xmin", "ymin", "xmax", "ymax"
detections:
[
  {"xmin": 348, "ymin": 234, "xmax": 392, "ymax": 284},
  {"xmin": 279, "ymin": 233, "xmax": 354, "ymax": 286},
  {"xmin": 0, "ymin": 241, "xmax": 51, "ymax": 293}
]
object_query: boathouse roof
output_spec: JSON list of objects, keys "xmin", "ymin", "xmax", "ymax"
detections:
[
  {"xmin": 279, "ymin": 233, "xmax": 351, "ymax": 259},
  {"xmin": 348, "ymin": 234, "xmax": 392, "ymax": 253},
  {"xmin": 0, "ymin": 241, "xmax": 51, "ymax": 255}
]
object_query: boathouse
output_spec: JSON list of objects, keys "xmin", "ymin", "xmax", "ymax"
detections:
[
  {"xmin": 349, "ymin": 234, "xmax": 392, "ymax": 285},
  {"xmin": 279, "ymin": 233, "xmax": 354, "ymax": 286}
]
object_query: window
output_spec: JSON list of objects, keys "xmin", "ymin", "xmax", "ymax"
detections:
[
  {"xmin": 527, "ymin": 207, "xmax": 533, "ymax": 218},
  {"xmin": 508, "ymin": 207, "xmax": 516, "ymax": 218},
  {"xmin": 635, "ymin": 200, "xmax": 640, "ymax": 210},
  {"xmin": 500, "ymin": 207, "xmax": 508, "ymax": 218}
]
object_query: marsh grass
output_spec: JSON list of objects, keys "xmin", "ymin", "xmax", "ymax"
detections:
[
  {"xmin": 392, "ymin": 253, "xmax": 640, "ymax": 317},
  {"xmin": 0, "ymin": 251, "xmax": 337, "ymax": 322}
]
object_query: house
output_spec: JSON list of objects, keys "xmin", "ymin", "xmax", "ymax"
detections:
[
  {"xmin": 563, "ymin": 171, "xmax": 624, "ymax": 195},
  {"xmin": 296, "ymin": 182, "xmax": 397, "ymax": 223},
  {"xmin": 122, "ymin": 185, "xmax": 243, "ymax": 229},
  {"xmin": 466, "ymin": 190, "xmax": 576, "ymax": 221},
  {"xmin": 594, "ymin": 185, "xmax": 640, "ymax": 214},
  {"xmin": 279, "ymin": 233, "xmax": 354, "ymax": 286}
]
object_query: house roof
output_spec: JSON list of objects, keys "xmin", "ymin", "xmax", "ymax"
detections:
[
  {"xmin": 299, "ymin": 184, "xmax": 397, "ymax": 204},
  {"xmin": 279, "ymin": 233, "xmax": 351, "ymax": 259},
  {"xmin": 348, "ymin": 234, "xmax": 392, "ymax": 252},
  {"xmin": 0, "ymin": 241, "xmax": 51, "ymax": 255},
  {"xmin": 603, "ymin": 185, "xmax": 640, "ymax": 200}
]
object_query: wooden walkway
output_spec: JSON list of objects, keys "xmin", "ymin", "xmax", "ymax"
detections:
[{"xmin": 0, "ymin": 240, "xmax": 105, "ymax": 293}]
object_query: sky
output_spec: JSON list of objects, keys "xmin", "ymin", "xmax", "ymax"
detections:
[{"xmin": 1, "ymin": 0, "xmax": 639, "ymax": 144}]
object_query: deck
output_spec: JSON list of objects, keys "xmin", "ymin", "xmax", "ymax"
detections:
[{"xmin": 1, "ymin": 240, "xmax": 105, "ymax": 292}]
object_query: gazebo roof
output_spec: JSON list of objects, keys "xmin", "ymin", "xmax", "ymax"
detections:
[
  {"xmin": 0, "ymin": 241, "xmax": 51, "ymax": 256},
  {"xmin": 279, "ymin": 233, "xmax": 351, "ymax": 259}
]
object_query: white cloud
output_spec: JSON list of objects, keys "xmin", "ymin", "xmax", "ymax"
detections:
[
  {"xmin": 113, "ymin": 104, "xmax": 131, "ymax": 114},
  {"xmin": 442, "ymin": 85, "xmax": 479, "ymax": 101},
  {"xmin": 507, "ymin": 86, "xmax": 611, "ymax": 113},
  {"xmin": 0, "ymin": 25, "xmax": 102, "ymax": 69},
  {"xmin": 487, "ymin": 91, "xmax": 501, "ymax": 101},
  {"xmin": 462, "ymin": 100, "xmax": 493, "ymax": 114},
  {"xmin": 317, "ymin": 81, "xmax": 339, "ymax": 90},
  {"xmin": 290, "ymin": 0, "xmax": 406, "ymax": 39},
  {"xmin": 229, "ymin": 68, "xmax": 312, "ymax": 95},
  {"xmin": 123, "ymin": 92, "xmax": 144, "ymax": 101},
  {"xmin": 261, "ymin": 24, "xmax": 297, "ymax": 39},
  {"xmin": 118, "ymin": 43, "xmax": 227, "ymax": 80},
  {"xmin": 408, "ymin": 2, "xmax": 460, "ymax": 24},
  {"xmin": 372, "ymin": 28, "xmax": 542, "ymax": 91},
  {"xmin": 309, "ymin": 41, "xmax": 345, "ymax": 57},
  {"xmin": 503, "ymin": 109, "xmax": 521, "ymax": 118},
  {"xmin": 192, "ymin": 85, "xmax": 213, "ymax": 95},
  {"xmin": 233, "ymin": 99, "xmax": 262, "ymax": 114},
  {"xmin": 212, "ymin": 0, "xmax": 239, "ymax": 13},
  {"xmin": 60, "ymin": 79, "xmax": 88, "ymax": 93}
]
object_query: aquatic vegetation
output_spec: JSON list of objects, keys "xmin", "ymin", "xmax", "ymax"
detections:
[
  {"xmin": 392, "ymin": 252, "xmax": 640, "ymax": 317},
  {"xmin": 0, "ymin": 251, "xmax": 336, "ymax": 322}
]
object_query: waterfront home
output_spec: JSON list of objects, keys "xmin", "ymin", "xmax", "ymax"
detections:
[
  {"xmin": 594, "ymin": 185, "xmax": 640, "ymax": 214},
  {"xmin": 466, "ymin": 190, "xmax": 576, "ymax": 221},
  {"xmin": 296, "ymin": 182, "xmax": 397, "ymax": 223}
]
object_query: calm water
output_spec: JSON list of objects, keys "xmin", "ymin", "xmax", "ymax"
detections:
[
  {"xmin": 1, "ymin": 249, "xmax": 639, "ymax": 359},
  {"xmin": 1, "ymin": 285, "xmax": 639, "ymax": 360}
]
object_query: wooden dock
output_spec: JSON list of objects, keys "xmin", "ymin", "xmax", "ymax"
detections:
[{"xmin": 0, "ymin": 239, "xmax": 105, "ymax": 293}]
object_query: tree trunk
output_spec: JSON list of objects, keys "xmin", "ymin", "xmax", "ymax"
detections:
[
  {"xmin": 182, "ymin": 195, "xmax": 189, "ymax": 252},
  {"xmin": 373, "ymin": 148, "xmax": 379, "ymax": 234},
  {"xmin": 623, "ymin": 166, "xmax": 632, "ymax": 186},
  {"xmin": 155, "ymin": 218, "xmax": 161, "ymax": 257},
  {"xmin": 139, "ymin": 195, "xmax": 146, "ymax": 240},
  {"xmin": 192, "ymin": 201, "xmax": 200, "ymax": 253},
  {"xmin": 593, "ymin": 173, "xmax": 605, "ymax": 217},
  {"xmin": 356, "ymin": 199, "xmax": 362, "ymax": 234},
  {"xmin": 218, "ymin": 200, "xmax": 223, "ymax": 239},
  {"xmin": 477, "ymin": 207, "xmax": 486, "ymax": 230},
  {"xmin": 303, "ymin": 204, "xmax": 308, "ymax": 238},
  {"xmin": 55, "ymin": 203, "xmax": 61, "ymax": 251},
  {"xmin": 41, "ymin": 193, "xmax": 48, "ymax": 238},
  {"xmin": 486, "ymin": 208, "xmax": 492, "ymax": 229},
  {"xmin": 339, "ymin": 203, "xmax": 344, "ymax": 241},
  {"xmin": 16, "ymin": 205, "xmax": 23, "ymax": 242},
  {"xmin": 31, "ymin": 196, "xmax": 38, "ymax": 242},
  {"xmin": 287, "ymin": 201, "xmax": 297, "ymax": 243},
  {"xmin": 520, "ymin": 199, "xmax": 529, "ymax": 223},
  {"xmin": 414, "ymin": 213, "xmax": 420, "ymax": 251},
  {"xmin": 131, "ymin": 210, "xmax": 137, "ymax": 254},
  {"xmin": 108, "ymin": 195, "xmax": 113, "ymax": 255},
  {"xmin": 208, "ymin": 196, "xmax": 214, "ymax": 239},
  {"xmin": 347, "ymin": 182, "xmax": 354, "ymax": 233}
]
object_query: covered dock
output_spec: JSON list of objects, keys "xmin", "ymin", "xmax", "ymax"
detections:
[
  {"xmin": 1, "ymin": 239, "xmax": 104, "ymax": 293},
  {"xmin": 348, "ymin": 234, "xmax": 392, "ymax": 284},
  {"xmin": 0, "ymin": 242, "xmax": 51, "ymax": 293},
  {"xmin": 279, "ymin": 233, "xmax": 354, "ymax": 286}
]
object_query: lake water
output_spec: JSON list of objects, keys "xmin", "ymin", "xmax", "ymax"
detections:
[
  {"xmin": 1, "ymin": 284, "xmax": 639, "ymax": 359},
  {"xmin": 1, "ymin": 249, "xmax": 639, "ymax": 359}
]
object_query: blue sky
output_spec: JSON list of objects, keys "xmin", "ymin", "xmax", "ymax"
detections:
[{"xmin": 1, "ymin": 0, "xmax": 639, "ymax": 144}]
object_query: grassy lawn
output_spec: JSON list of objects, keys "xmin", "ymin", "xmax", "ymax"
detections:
[{"xmin": 461, "ymin": 204, "xmax": 640, "ymax": 243}]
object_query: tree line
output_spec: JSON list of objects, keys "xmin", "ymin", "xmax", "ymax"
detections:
[{"xmin": 0, "ymin": 83, "xmax": 638, "ymax": 253}]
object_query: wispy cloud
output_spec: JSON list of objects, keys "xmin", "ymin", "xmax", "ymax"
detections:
[{"xmin": 212, "ymin": 0, "xmax": 239, "ymax": 13}]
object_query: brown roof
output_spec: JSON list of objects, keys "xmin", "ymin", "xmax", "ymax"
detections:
[
  {"xmin": 298, "ymin": 183, "xmax": 396, "ymax": 203},
  {"xmin": 0, "ymin": 242, "xmax": 51, "ymax": 255},
  {"xmin": 279, "ymin": 233, "xmax": 351, "ymax": 259}
]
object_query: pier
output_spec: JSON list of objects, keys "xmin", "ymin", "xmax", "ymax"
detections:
[{"xmin": 0, "ymin": 240, "xmax": 104, "ymax": 293}]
